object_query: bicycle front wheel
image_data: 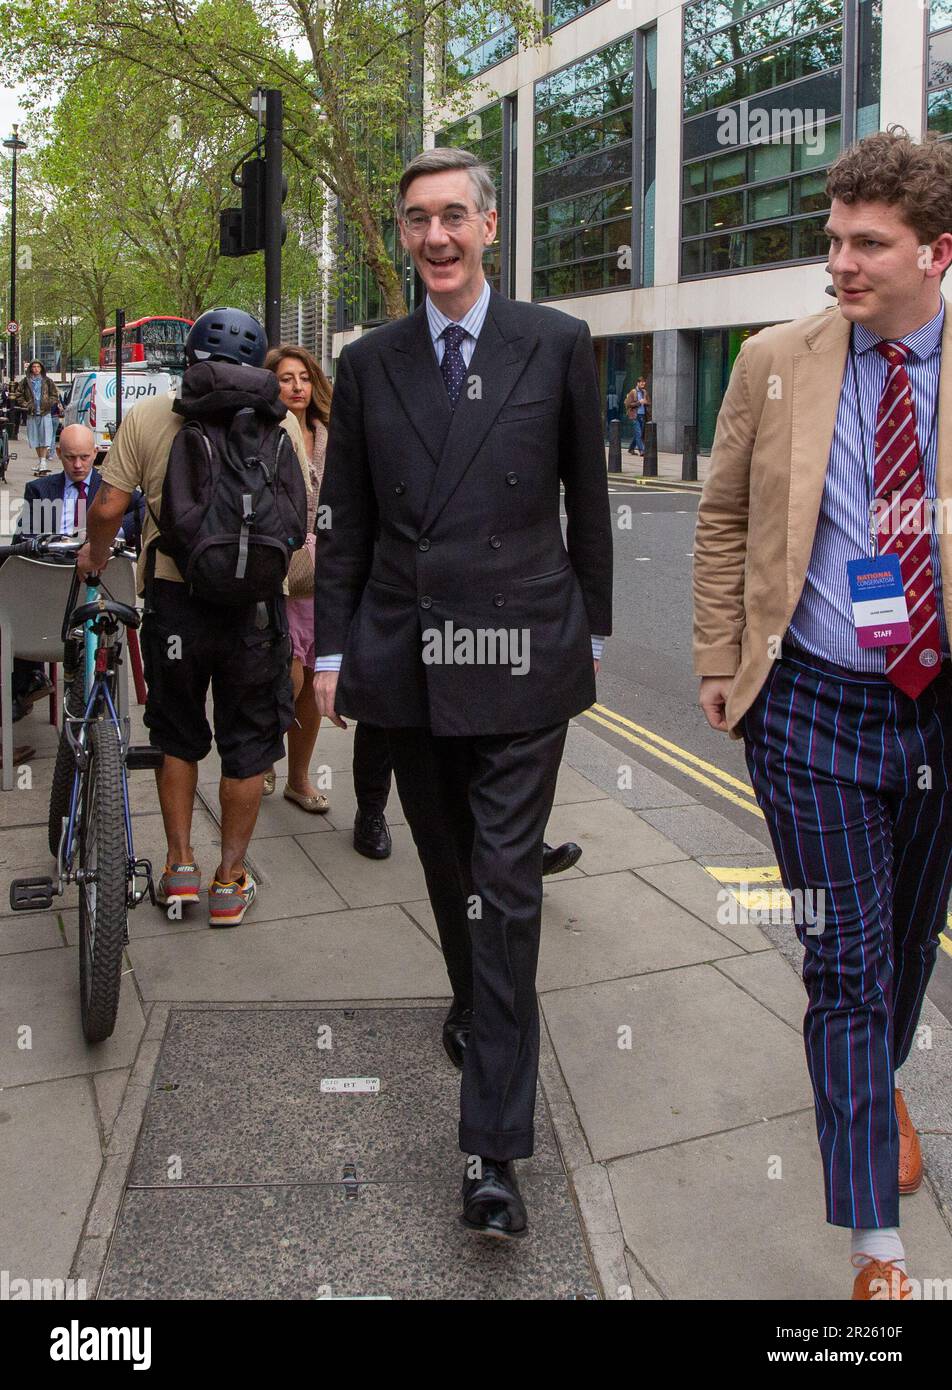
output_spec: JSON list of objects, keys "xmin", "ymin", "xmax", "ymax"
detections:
[
  {"xmin": 78, "ymin": 719, "xmax": 128, "ymax": 1043},
  {"xmin": 48, "ymin": 667, "xmax": 86, "ymax": 858}
]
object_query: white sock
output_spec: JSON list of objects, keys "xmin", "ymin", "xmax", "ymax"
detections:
[{"xmin": 851, "ymin": 1226, "xmax": 906, "ymax": 1271}]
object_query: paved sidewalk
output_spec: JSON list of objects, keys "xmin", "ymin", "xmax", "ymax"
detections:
[{"xmin": 2, "ymin": 441, "xmax": 952, "ymax": 1300}]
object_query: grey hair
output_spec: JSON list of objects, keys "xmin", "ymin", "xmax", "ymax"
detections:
[{"xmin": 396, "ymin": 147, "xmax": 496, "ymax": 220}]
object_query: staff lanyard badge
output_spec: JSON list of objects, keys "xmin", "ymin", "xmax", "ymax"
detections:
[{"xmin": 846, "ymin": 553, "xmax": 911, "ymax": 649}]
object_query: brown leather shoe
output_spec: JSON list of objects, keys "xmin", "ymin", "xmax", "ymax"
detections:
[
  {"xmin": 895, "ymin": 1087, "xmax": 923, "ymax": 1194},
  {"xmin": 852, "ymin": 1256, "xmax": 913, "ymax": 1300}
]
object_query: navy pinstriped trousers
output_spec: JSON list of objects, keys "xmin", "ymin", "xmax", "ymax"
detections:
[{"xmin": 743, "ymin": 643, "xmax": 952, "ymax": 1229}]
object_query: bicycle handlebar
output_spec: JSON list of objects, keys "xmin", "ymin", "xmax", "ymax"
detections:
[{"xmin": 0, "ymin": 534, "xmax": 136, "ymax": 567}]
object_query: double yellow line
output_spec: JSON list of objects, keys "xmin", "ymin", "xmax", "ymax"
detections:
[
  {"xmin": 584, "ymin": 702, "xmax": 952, "ymax": 960},
  {"xmin": 582, "ymin": 701, "xmax": 764, "ymax": 819}
]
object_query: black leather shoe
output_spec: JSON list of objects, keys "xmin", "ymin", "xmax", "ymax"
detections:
[
  {"xmin": 542, "ymin": 840, "xmax": 582, "ymax": 876},
  {"xmin": 353, "ymin": 807, "xmax": 392, "ymax": 859},
  {"xmin": 461, "ymin": 1158, "xmax": 528, "ymax": 1240},
  {"xmin": 442, "ymin": 1000, "xmax": 472, "ymax": 1070}
]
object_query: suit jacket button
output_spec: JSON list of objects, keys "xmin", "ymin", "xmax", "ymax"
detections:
[
  {"xmin": 394, "ymin": 483, "xmax": 406, "ymax": 495},
  {"xmin": 493, "ymin": 593, "xmax": 505, "ymax": 607},
  {"xmin": 420, "ymin": 595, "xmax": 432, "ymax": 609},
  {"xmin": 505, "ymin": 472, "xmax": 518, "ymax": 485},
  {"xmin": 490, "ymin": 535, "xmax": 501, "ymax": 549},
  {"xmin": 418, "ymin": 538, "xmax": 430, "ymax": 551}
]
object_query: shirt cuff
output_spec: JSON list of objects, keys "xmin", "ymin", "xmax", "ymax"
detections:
[
  {"xmin": 315, "ymin": 654, "xmax": 343, "ymax": 672},
  {"xmin": 591, "ymin": 636, "xmax": 606, "ymax": 660}
]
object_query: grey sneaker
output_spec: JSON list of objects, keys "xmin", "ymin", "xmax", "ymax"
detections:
[
  {"xmin": 208, "ymin": 871, "xmax": 257, "ymax": 928},
  {"xmin": 156, "ymin": 862, "xmax": 201, "ymax": 909}
]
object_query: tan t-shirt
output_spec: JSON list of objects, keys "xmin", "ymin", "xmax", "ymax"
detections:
[{"xmin": 99, "ymin": 393, "xmax": 310, "ymax": 594}]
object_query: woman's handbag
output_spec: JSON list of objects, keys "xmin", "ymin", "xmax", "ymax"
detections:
[{"xmin": 287, "ymin": 531, "xmax": 316, "ymax": 598}]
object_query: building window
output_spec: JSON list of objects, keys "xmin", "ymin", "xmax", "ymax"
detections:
[
  {"xmin": 546, "ymin": 0, "xmax": 610, "ymax": 34},
  {"xmin": 438, "ymin": 103, "xmax": 506, "ymax": 291},
  {"xmin": 594, "ymin": 335, "xmax": 652, "ymax": 447},
  {"xmin": 533, "ymin": 37, "xmax": 637, "ymax": 300},
  {"xmin": 445, "ymin": 6, "xmax": 517, "ymax": 81},
  {"xmin": 643, "ymin": 27, "xmax": 657, "ymax": 287},
  {"xmin": 697, "ymin": 325, "xmax": 766, "ymax": 451},
  {"xmin": 927, "ymin": 1, "xmax": 952, "ymax": 139},
  {"xmin": 680, "ymin": 0, "xmax": 881, "ymax": 278}
]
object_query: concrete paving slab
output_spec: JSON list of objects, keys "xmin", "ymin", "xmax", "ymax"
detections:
[
  {"xmin": 541, "ymin": 965, "xmax": 812, "ymax": 1161},
  {"xmin": 608, "ymin": 1112, "xmax": 952, "ymax": 1301},
  {"xmin": 564, "ymin": 722, "xmax": 695, "ymax": 810},
  {"xmin": 0, "ymin": 823, "xmax": 52, "ymax": 871},
  {"xmin": 544, "ymin": 799, "xmax": 687, "ymax": 875},
  {"xmin": 128, "ymin": 1007, "xmax": 562, "ymax": 1185},
  {"xmin": 897, "ymin": 1025, "xmax": 952, "ymax": 1136},
  {"xmin": 634, "ymin": 859, "xmax": 772, "ymax": 953},
  {"xmin": 228, "ymin": 833, "xmax": 346, "ymax": 922},
  {"xmin": 100, "ymin": 1178, "xmax": 598, "ymax": 1300},
  {"xmin": 552, "ymin": 762, "xmax": 609, "ymax": 806},
  {"xmin": 127, "ymin": 905, "xmax": 448, "ymax": 1002},
  {"xmin": 639, "ymin": 804, "xmax": 771, "ymax": 860},
  {"xmin": 279, "ymin": 765, "xmax": 407, "ymax": 835},
  {"xmin": 715, "ymin": 950, "xmax": 806, "ymax": 1033},
  {"xmin": 536, "ymin": 871, "xmax": 743, "ymax": 991},
  {"xmin": 0, "ymin": 946, "xmax": 145, "ymax": 1085},
  {"xmin": 0, "ymin": 1075, "xmax": 103, "ymax": 1284},
  {"xmin": 94, "ymin": 1068, "xmax": 131, "ymax": 1145},
  {"xmin": 0, "ymin": 909, "xmax": 66, "ymax": 954},
  {"xmin": 296, "ymin": 825, "xmax": 428, "ymax": 908}
]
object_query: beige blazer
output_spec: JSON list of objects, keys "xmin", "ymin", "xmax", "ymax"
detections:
[{"xmin": 693, "ymin": 298, "xmax": 952, "ymax": 736}]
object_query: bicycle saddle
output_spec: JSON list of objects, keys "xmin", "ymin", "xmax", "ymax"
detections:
[{"xmin": 70, "ymin": 598, "xmax": 141, "ymax": 629}]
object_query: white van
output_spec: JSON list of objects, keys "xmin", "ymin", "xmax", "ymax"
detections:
[{"xmin": 64, "ymin": 370, "xmax": 180, "ymax": 449}]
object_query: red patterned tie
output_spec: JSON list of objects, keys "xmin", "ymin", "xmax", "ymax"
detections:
[
  {"xmin": 873, "ymin": 341, "xmax": 940, "ymax": 698},
  {"xmin": 76, "ymin": 479, "xmax": 87, "ymax": 530}
]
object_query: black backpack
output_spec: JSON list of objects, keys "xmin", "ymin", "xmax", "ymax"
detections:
[{"xmin": 152, "ymin": 360, "xmax": 307, "ymax": 605}]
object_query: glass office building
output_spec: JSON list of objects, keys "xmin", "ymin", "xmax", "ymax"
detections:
[{"xmin": 333, "ymin": 0, "xmax": 930, "ymax": 454}]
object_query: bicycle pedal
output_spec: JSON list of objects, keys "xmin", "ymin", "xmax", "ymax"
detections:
[
  {"xmin": 126, "ymin": 745, "xmax": 164, "ymax": 770},
  {"xmin": 9, "ymin": 877, "xmax": 55, "ymax": 911}
]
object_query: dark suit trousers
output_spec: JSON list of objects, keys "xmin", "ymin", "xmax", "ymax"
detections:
[
  {"xmin": 388, "ymin": 720, "xmax": 568, "ymax": 1159},
  {"xmin": 743, "ymin": 644, "xmax": 952, "ymax": 1229},
  {"xmin": 352, "ymin": 721, "xmax": 392, "ymax": 812}
]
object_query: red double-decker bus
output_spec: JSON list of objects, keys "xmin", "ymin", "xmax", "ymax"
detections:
[{"xmin": 99, "ymin": 315, "xmax": 193, "ymax": 371}]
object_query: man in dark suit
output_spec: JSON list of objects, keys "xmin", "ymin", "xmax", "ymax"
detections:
[
  {"xmin": 314, "ymin": 147, "xmax": 612, "ymax": 1238},
  {"xmin": 12, "ymin": 424, "xmax": 144, "ymax": 711}
]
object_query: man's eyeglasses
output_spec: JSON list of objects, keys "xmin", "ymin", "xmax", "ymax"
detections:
[{"xmin": 402, "ymin": 208, "xmax": 481, "ymax": 236}]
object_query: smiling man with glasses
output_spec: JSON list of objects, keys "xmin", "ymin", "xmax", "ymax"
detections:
[{"xmin": 314, "ymin": 146, "xmax": 612, "ymax": 1240}]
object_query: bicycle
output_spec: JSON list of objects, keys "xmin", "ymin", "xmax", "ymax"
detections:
[{"xmin": 4, "ymin": 534, "xmax": 162, "ymax": 1041}]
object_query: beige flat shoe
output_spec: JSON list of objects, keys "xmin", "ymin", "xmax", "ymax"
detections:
[
  {"xmin": 283, "ymin": 785, "xmax": 329, "ymax": 814},
  {"xmin": 262, "ymin": 770, "xmax": 276, "ymax": 796}
]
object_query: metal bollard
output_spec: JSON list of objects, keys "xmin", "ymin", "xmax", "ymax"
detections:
[
  {"xmin": 608, "ymin": 418, "xmax": 621, "ymax": 473},
  {"xmin": 642, "ymin": 421, "xmax": 658, "ymax": 477},
  {"xmin": 682, "ymin": 424, "xmax": 698, "ymax": 481}
]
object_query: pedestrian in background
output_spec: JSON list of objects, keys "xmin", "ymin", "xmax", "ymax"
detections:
[
  {"xmin": 17, "ymin": 359, "xmax": 58, "ymax": 473},
  {"xmin": 625, "ymin": 376, "xmax": 649, "ymax": 456},
  {"xmin": 262, "ymin": 344, "xmax": 332, "ymax": 814}
]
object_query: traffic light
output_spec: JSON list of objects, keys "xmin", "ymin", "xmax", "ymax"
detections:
[{"xmin": 219, "ymin": 157, "xmax": 287, "ymax": 257}]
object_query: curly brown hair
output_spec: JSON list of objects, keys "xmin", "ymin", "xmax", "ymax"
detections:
[
  {"xmin": 825, "ymin": 127, "xmax": 952, "ymax": 247},
  {"xmin": 264, "ymin": 344, "xmax": 332, "ymax": 431}
]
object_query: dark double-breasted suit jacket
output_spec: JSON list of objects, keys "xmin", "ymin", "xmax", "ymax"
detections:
[{"xmin": 314, "ymin": 288, "xmax": 613, "ymax": 734}]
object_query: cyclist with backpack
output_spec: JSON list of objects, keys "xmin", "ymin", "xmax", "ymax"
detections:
[{"xmin": 75, "ymin": 308, "xmax": 311, "ymax": 927}]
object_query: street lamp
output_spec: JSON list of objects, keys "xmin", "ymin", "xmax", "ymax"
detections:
[{"xmin": 2, "ymin": 124, "xmax": 27, "ymax": 383}]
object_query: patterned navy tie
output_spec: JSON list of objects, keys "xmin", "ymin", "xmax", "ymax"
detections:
[{"xmin": 440, "ymin": 323, "xmax": 468, "ymax": 408}]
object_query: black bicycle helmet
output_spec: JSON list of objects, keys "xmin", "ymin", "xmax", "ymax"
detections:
[{"xmin": 185, "ymin": 307, "xmax": 267, "ymax": 367}]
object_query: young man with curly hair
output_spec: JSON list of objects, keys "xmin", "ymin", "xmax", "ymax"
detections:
[{"xmin": 694, "ymin": 129, "xmax": 952, "ymax": 1299}]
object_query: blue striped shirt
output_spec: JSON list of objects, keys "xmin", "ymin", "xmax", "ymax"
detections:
[
  {"xmin": 425, "ymin": 278, "xmax": 491, "ymax": 368},
  {"xmin": 788, "ymin": 303, "xmax": 947, "ymax": 670}
]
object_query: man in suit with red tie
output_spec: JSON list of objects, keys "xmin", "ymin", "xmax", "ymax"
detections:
[
  {"xmin": 694, "ymin": 130, "xmax": 952, "ymax": 1299},
  {"xmin": 315, "ymin": 148, "xmax": 612, "ymax": 1239}
]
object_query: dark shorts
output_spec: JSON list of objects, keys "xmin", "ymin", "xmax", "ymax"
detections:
[{"xmin": 142, "ymin": 580, "xmax": 294, "ymax": 779}]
